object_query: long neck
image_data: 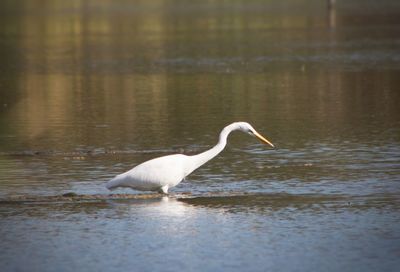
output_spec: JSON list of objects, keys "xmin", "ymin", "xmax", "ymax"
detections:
[{"xmin": 184, "ymin": 124, "xmax": 235, "ymax": 176}]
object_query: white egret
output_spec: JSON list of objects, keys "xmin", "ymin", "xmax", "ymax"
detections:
[{"xmin": 105, "ymin": 122, "xmax": 274, "ymax": 194}]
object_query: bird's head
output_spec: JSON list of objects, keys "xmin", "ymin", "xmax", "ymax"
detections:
[{"xmin": 235, "ymin": 122, "xmax": 275, "ymax": 148}]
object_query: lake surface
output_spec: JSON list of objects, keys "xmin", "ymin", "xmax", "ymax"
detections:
[{"xmin": 0, "ymin": 0, "xmax": 400, "ymax": 271}]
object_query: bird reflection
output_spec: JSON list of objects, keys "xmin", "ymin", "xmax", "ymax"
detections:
[{"xmin": 125, "ymin": 196, "xmax": 194, "ymax": 218}]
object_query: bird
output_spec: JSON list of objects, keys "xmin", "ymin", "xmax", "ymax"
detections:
[{"xmin": 105, "ymin": 122, "xmax": 274, "ymax": 194}]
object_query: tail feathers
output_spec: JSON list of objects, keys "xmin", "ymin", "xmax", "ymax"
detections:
[{"xmin": 105, "ymin": 177, "xmax": 121, "ymax": 191}]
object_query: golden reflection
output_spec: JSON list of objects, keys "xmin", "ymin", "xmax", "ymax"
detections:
[
  {"xmin": 12, "ymin": 74, "xmax": 75, "ymax": 140},
  {"xmin": 7, "ymin": 0, "xmax": 174, "ymax": 148},
  {"xmin": 8, "ymin": 73, "xmax": 170, "ymax": 147},
  {"xmin": 1, "ymin": 0, "xmax": 398, "ymax": 151}
]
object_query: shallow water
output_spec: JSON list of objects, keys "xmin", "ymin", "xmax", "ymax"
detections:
[{"xmin": 1, "ymin": 0, "xmax": 400, "ymax": 271}]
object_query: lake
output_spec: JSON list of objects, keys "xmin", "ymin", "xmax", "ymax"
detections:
[{"xmin": 0, "ymin": 0, "xmax": 399, "ymax": 271}]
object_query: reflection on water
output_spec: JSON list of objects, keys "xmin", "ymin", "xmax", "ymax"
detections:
[{"xmin": 0, "ymin": 0, "xmax": 400, "ymax": 271}]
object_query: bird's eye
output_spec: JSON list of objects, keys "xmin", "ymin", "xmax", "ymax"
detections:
[{"xmin": 247, "ymin": 129, "xmax": 254, "ymax": 135}]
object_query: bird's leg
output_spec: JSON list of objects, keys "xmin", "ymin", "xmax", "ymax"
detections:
[{"xmin": 159, "ymin": 185, "xmax": 169, "ymax": 195}]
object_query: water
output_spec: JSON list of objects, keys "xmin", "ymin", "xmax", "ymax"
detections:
[{"xmin": 1, "ymin": 0, "xmax": 400, "ymax": 271}]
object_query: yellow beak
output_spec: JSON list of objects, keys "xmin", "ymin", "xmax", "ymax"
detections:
[{"xmin": 254, "ymin": 131, "xmax": 275, "ymax": 148}]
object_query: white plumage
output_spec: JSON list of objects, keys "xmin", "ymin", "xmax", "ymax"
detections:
[{"xmin": 105, "ymin": 122, "xmax": 274, "ymax": 194}]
